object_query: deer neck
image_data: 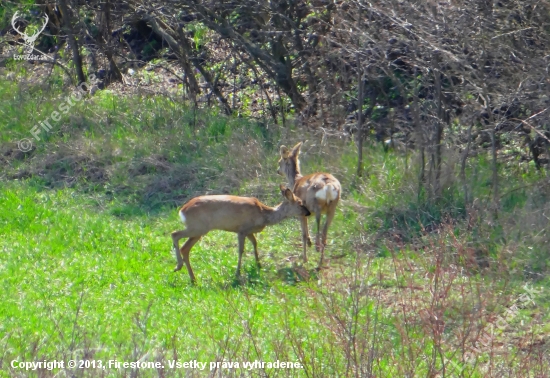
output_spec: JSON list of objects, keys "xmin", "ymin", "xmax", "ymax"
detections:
[
  {"xmin": 264, "ymin": 203, "xmax": 290, "ymax": 226},
  {"xmin": 287, "ymin": 161, "xmax": 302, "ymax": 188}
]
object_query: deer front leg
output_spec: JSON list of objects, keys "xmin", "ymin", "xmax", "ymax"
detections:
[{"xmin": 236, "ymin": 232, "xmax": 246, "ymax": 278}]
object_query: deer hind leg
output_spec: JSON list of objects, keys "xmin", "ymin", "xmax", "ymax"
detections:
[
  {"xmin": 172, "ymin": 229, "xmax": 202, "ymax": 281},
  {"xmin": 300, "ymin": 216, "xmax": 310, "ymax": 263},
  {"xmin": 315, "ymin": 212, "xmax": 323, "ymax": 252},
  {"xmin": 319, "ymin": 203, "xmax": 338, "ymax": 268},
  {"xmin": 246, "ymin": 234, "xmax": 261, "ymax": 268},
  {"xmin": 180, "ymin": 236, "xmax": 201, "ymax": 283},
  {"xmin": 322, "ymin": 205, "xmax": 337, "ymax": 246},
  {"xmin": 171, "ymin": 229, "xmax": 193, "ymax": 272}
]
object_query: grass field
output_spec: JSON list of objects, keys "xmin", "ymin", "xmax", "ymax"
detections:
[
  {"xmin": 1, "ymin": 76, "xmax": 549, "ymax": 377},
  {"xmin": 0, "ymin": 181, "xmax": 346, "ymax": 376}
]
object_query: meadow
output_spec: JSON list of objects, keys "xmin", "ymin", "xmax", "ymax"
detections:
[{"xmin": 1, "ymin": 75, "xmax": 549, "ymax": 377}]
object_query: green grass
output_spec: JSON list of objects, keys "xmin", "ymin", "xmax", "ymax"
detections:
[
  {"xmin": 1, "ymin": 173, "xmax": 547, "ymax": 376},
  {"xmin": 0, "ymin": 182, "xmax": 340, "ymax": 375}
]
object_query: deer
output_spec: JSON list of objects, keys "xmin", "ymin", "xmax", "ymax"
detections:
[
  {"xmin": 277, "ymin": 142, "xmax": 341, "ymax": 267},
  {"xmin": 171, "ymin": 185, "xmax": 311, "ymax": 283}
]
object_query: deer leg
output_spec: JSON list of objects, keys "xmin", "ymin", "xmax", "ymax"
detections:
[
  {"xmin": 180, "ymin": 236, "xmax": 201, "ymax": 283},
  {"xmin": 305, "ymin": 229, "xmax": 312, "ymax": 247},
  {"xmin": 171, "ymin": 229, "xmax": 192, "ymax": 272},
  {"xmin": 246, "ymin": 234, "xmax": 261, "ymax": 268},
  {"xmin": 236, "ymin": 232, "xmax": 246, "ymax": 278},
  {"xmin": 300, "ymin": 216, "xmax": 310, "ymax": 262},
  {"xmin": 299, "ymin": 215, "xmax": 312, "ymax": 247},
  {"xmin": 315, "ymin": 212, "xmax": 322, "ymax": 252},
  {"xmin": 322, "ymin": 207, "xmax": 337, "ymax": 246},
  {"xmin": 319, "ymin": 206, "xmax": 337, "ymax": 268}
]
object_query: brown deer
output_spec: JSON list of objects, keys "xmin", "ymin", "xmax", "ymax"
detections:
[
  {"xmin": 171, "ymin": 185, "xmax": 311, "ymax": 283},
  {"xmin": 277, "ymin": 142, "xmax": 341, "ymax": 266}
]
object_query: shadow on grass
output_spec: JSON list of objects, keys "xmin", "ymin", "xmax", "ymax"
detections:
[
  {"xmin": 230, "ymin": 264, "xmax": 267, "ymax": 289},
  {"xmin": 276, "ymin": 265, "xmax": 319, "ymax": 285}
]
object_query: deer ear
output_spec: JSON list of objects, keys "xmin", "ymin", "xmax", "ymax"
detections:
[
  {"xmin": 283, "ymin": 188, "xmax": 294, "ymax": 201},
  {"xmin": 279, "ymin": 184, "xmax": 286, "ymax": 197},
  {"xmin": 280, "ymin": 145, "xmax": 290, "ymax": 158},
  {"xmin": 291, "ymin": 142, "xmax": 303, "ymax": 157}
]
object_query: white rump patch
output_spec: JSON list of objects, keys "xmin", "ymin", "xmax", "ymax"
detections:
[
  {"xmin": 316, "ymin": 185, "xmax": 339, "ymax": 204},
  {"xmin": 327, "ymin": 185, "xmax": 338, "ymax": 202},
  {"xmin": 315, "ymin": 186, "xmax": 327, "ymax": 200},
  {"xmin": 179, "ymin": 210, "xmax": 186, "ymax": 224}
]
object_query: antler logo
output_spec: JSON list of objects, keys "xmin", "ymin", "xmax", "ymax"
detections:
[{"xmin": 11, "ymin": 11, "xmax": 49, "ymax": 54}]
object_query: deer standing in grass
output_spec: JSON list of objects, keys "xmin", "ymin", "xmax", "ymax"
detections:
[
  {"xmin": 278, "ymin": 142, "xmax": 341, "ymax": 266},
  {"xmin": 171, "ymin": 185, "xmax": 311, "ymax": 283}
]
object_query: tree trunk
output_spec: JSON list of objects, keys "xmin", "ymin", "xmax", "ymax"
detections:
[
  {"xmin": 413, "ymin": 71, "xmax": 425, "ymax": 197},
  {"xmin": 142, "ymin": 16, "xmax": 200, "ymax": 105},
  {"xmin": 482, "ymin": 92, "xmax": 499, "ymax": 218},
  {"xmin": 433, "ymin": 50, "xmax": 444, "ymax": 198},
  {"xmin": 101, "ymin": 0, "xmax": 122, "ymax": 83},
  {"xmin": 491, "ymin": 127, "xmax": 499, "ymax": 217},
  {"xmin": 58, "ymin": 0, "xmax": 86, "ymax": 85},
  {"xmin": 174, "ymin": 23, "xmax": 231, "ymax": 115},
  {"xmin": 189, "ymin": 3, "xmax": 306, "ymax": 111},
  {"xmin": 356, "ymin": 54, "xmax": 364, "ymax": 177},
  {"xmin": 461, "ymin": 123, "xmax": 474, "ymax": 206}
]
